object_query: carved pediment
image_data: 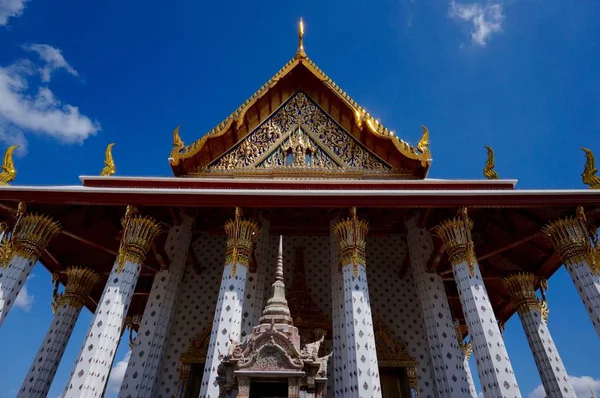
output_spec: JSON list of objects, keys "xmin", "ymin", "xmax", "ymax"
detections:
[
  {"xmin": 374, "ymin": 319, "xmax": 417, "ymax": 368},
  {"xmin": 204, "ymin": 92, "xmax": 393, "ymax": 177}
]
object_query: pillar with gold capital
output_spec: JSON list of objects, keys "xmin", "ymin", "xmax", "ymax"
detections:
[
  {"xmin": 503, "ymin": 273, "xmax": 576, "ymax": 398},
  {"xmin": 199, "ymin": 208, "xmax": 259, "ymax": 398},
  {"xmin": 435, "ymin": 211, "xmax": 521, "ymax": 398},
  {"xmin": 63, "ymin": 208, "xmax": 160, "ymax": 398},
  {"xmin": 405, "ymin": 214, "xmax": 475, "ymax": 397},
  {"xmin": 18, "ymin": 267, "xmax": 101, "ymax": 398},
  {"xmin": 119, "ymin": 212, "xmax": 195, "ymax": 398},
  {"xmin": 332, "ymin": 209, "xmax": 381, "ymax": 398},
  {"xmin": 460, "ymin": 342, "xmax": 478, "ymax": 398},
  {"xmin": 0, "ymin": 211, "xmax": 61, "ymax": 327},
  {"xmin": 543, "ymin": 209, "xmax": 600, "ymax": 338}
]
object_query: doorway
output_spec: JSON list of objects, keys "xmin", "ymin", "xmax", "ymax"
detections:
[
  {"xmin": 249, "ymin": 380, "xmax": 288, "ymax": 398},
  {"xmin": 380, "ymin": 367, "xmax": 411, "ymax": 398}
]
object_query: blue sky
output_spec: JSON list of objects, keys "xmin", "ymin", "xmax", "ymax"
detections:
[{"xmin": 0, "ymin": 0, "xmax": 600, "ymax": 397}]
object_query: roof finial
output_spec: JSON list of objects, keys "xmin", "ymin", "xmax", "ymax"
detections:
[
  {"xmin": 275, "ymin": 235, "xmax": 284, "ymax": 282},
  {"xmin": 296, "ymin": 18, "xmax": 306, "ymax": 59}
]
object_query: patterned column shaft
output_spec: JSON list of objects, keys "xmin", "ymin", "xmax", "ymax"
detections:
[
  {"xmin": 63, "ymin": 211, "xmax": 160, "ymax": 398},
  {"xmin": 18, "ymin": 267, "xmax": 101, "ymax": 398},
  {"xmin": 435, "ymin": 214, "xmax": 521, "ymax": 398},
  {"xmin": 503, "ymin": 273, "xmax": 576, "ymax": 398},
  {"xmin": 333, "ymin": 211, "xmax": 381, "ymax": 398},
  {"xmin": 462, "ymin": 344, "xmax": 478, "ymax": 398},
  {"xmin": 544, "ymin": 212, "xmax": 600, "ymax": 337},
  {"xmin": 329, "ymin": 218, "xmax": 345, "ymax": 397},
  {"xmin": 0, "ymin": 213, "xmax": 61, "ymax": 327},
  {"xmin": 405, "ymin": 216, "xmax": 474, "ymax": 397},
  {"xmin": 119, "ymin": 213, "xmax": 194, "ymax": 397},
  {"xmin": 199, "ymin": 211, "xmax": 259, "ymax": 398}
]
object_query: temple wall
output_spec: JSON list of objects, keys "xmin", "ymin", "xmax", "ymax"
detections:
[{"xmin": 154, "ymin": 233, "xmax": 435, "ymax": 398}]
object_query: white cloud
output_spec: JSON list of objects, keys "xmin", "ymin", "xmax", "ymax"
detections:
[
  {"xmin": 0, "ymin": 46, "xmax": 100, "ymax": 149},
  {"xmin": 0, "ymin": 0, "xmax": 29, "ymax": 26},
  {"xmin": 14, "ymin": 283, "xmax": 34, "ymax": 311},
  {"xmin": 106, "ymin": 350, "xmax": 131, "ymax": 393},
  {"xmin": 23, "ymin": 44, "xmax": 79, "ymax": 82},
  {"xmin": 528, "ymin": 375, "xmax": 600, "ymax": 398},
  {"xmin": 449, "ymin": 1, "xmax": 503, "ymax": 46}
]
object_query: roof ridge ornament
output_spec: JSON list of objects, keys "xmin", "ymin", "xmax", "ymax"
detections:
[
  {"xmin": 0, "ymin": 145, "xmax": 18, "ymax": 185},
  {"xmin": 296, "ymin": 18, "xmax": 306, "ymax": 59},
  {"xmin": 483, "ymin": 145, "xmax": 499, "ymax": 180},
  {"xmin": 100, "ymin": 143, "xmax": 116, "ymax": 176},
  {"xmin": 417, "ymin": 125, "xmax": 429, "ymax": 154},
  {"xmin": 581, "ymin": 147, "xmax": 600, "ymax": 189}
]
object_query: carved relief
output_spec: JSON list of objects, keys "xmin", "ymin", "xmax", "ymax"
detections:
[{"xmin": 206, "ymin": 92, "xmax": 392, "ymax": 175}]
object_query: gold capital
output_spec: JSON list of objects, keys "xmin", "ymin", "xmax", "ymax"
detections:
[
  {"xmin": 224, "ymin": 208, "xmax": 260, "ymax": 276},
  {"xmin": 502, "ymin": 273, "xmax": 543, "ymax": 318},
  {"xmin": 332, "ymin": 208, "xmax": 369, "ymax": 276},
  {"xmin": 53, "ymin": 267, "xmax": 102, "ymax": 310},
  {"xmin": 543, "ymin": 207, "xmax": 598, "ymax": 273},
  {"xmin": 116, "ymin": 210, "xmax": 161, "ymax": 272},
  {"xmin": 12, "ymin": 214, "xmax": 61, "ymax": 261},
  {"xmin": 433, "ymin": 209, "xmax": 476, "ymax": 275}
]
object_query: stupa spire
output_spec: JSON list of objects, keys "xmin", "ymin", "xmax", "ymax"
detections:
[{"xmin": 259, "ymin": 236, "xmax": 293, "ymax": 325}]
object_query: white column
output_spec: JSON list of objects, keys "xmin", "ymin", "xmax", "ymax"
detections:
[
  {"xmin": 332, "ymin": 209, "xmax": 381, "ymax": 398},
  {"xmin": 503, "ymin": 273, "xmax": 576, "ymax": 398},
  {"xmin": 63, "ymin": 210, "xmax": 160, "ymax": 398},
  {"xmin": 18, "ymin": 267, "xmax": 101, "ymax": 398},
  {"xmin": 544, "ymin": 211, "xmax": 600, "ymax": 337},
  {"xmin": 330, "ymin": 217, "xmax": 345, "ymax": 398},
  {"xmin": 435, "ymin": 213, "xmax": 521, "ymax": 398},
  {"xmin": 0, "ymin": 213, "xmax": 61, "ymax": 327},
  {"xmin": 199, "ymin": 209, "xmax": 259, "ymax": 398},
  {"xmin": 119, "ymin": 213, "xmax": 194, "ymax": 397},
  {"xmin": 461, "ymin": 343, "xmax": 478, "ymax": 398},
  {"xmin": 405, "ymin": 215, "xmax": 474, "ymax": 397}
]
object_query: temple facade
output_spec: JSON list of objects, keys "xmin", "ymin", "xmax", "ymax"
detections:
[{"xmin": 1, "ymin": 20, "xmax": 600, "ymax": 398}]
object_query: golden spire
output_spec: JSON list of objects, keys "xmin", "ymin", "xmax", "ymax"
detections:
[
  {"xmin": 417, "ymin": 125, "xmax": 429, "ymax": 154},
  {"xmin": 483, "ymin": 146, "xmax": 499, "ymax": 180},
  {"xmin": 296, "ymin": 18, "xmax": 306, "ymax": 59},
  {"xmin": 100, "ymin": 143, "xmax": 116, "ymax": 176},
  {"xmin": 0, "ymin": 145, "xmax": 18, "ymax": 185},
  {"xmin": 581, "ymin": 147, "xmax": 600, "ymax": 189}
]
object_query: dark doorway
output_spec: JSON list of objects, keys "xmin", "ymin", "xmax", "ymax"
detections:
[
  {"xmin": 249, "ymin": 380, "xmax": 288, "ymax": 398},
  {"xmin": 380, "ymin": 367, "xmax": 411, "ymax": 398}
]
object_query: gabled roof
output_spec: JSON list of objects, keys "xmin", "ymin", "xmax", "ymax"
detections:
[{"xmin": 169, "ymin": 22, "xmax": 432, "ymax": 179}]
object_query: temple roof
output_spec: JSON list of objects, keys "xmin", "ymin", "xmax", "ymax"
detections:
[{"xmin": 169, "ymin": 22, "xmax": 431, "ymax": 179}]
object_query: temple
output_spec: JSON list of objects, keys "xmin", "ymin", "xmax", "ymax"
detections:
[{"xmin": 1, "ymin": 19, "xmax": 600, "ymax": 398}]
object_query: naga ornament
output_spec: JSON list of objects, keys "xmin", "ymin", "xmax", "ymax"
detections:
[
  {"xmin": 100, "ymin": 143, "xmax": 116, "ymax": 176},
  {"xmin": 581, "ymin": 147, "xmax": 600, "ymax": 189},
  {"xmin": 483, "ymin": 146, "xmax": 499, "ymax": 180},
  {"xmin": 0, "ymin": 145, "xmax": 18, "ymax": 185}
]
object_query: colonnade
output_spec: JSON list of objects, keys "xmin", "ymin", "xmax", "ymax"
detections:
[{"xmin": 0, "ymin": 204, "xmax": 599, "ymax": 398}]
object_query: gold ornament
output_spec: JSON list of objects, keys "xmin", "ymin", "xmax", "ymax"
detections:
[
  {"xmin": 332, "ymin": 207, "xmax": 369, "ymax": 277},
  {"xmin": 224, "ymin": 207, "xmax": 260, "ymax": 276},
  {"xmin": 434, "ymin": 207, "xmax": 476, "ymax": 275},
  {"xmin": 502, "ymin": 273, "xmax": 546, "ymax": 321},
  {"xmin": 296, "ymin": 18, "xmax": 306, "ymax": 59},
  {"xmin": 543, "ymin": 206, "xmax": 599, "ymax": 273},
  {"xmin": 0, "ymin": 145, "xmax": 18, "ymax": 185},
  {"xmin": 581, "ymin": 148, "xmax": 600, "ymax": 189},
  {"xmin": 483, "ymin": 146, "xmax": 499, "ymax": 180},
  {"xmin": 52, "ymin": 267, "xmax": 102, "ymax": 311},
  {"xmin": 417, "ymin": 125, "xmax": 429, "ymax": 154},
  {"xmin": 100, "ymin": 143, "xmax": 116, "ymax": 176},
  {"xmin": 116, "ymin": 206, "xmax": 161, "ymax": 272},
  {"xmin": 11, "ymin": 213, "xmax": 61, "ymax": 261}
]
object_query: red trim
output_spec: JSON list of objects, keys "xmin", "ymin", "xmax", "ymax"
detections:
[
  {"xmin": 1, "ymin": 189, "xmax": 599, "ymax": 208},
  {"xmin": 81, "ymin": 177, "xmax": 516, "ymax": 191}
]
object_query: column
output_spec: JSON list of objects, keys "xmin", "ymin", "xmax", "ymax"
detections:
[
  {"xmin": 199, "ymin": 208, "xmax": 259, "ymax": 398},
  {"xmin": 18, "ymin": 267, "xmax": 101, "ymax": 398},
  {"xmin": 63, "ymin": 208, "xmax": 160, "ymax": 397},
  {"xmin": 0, "ymin": 211, "xmax": 61, "ymax": 327},
  {"xmin": 330, "ymin": 217, "xmax": 346, "ymax": 397},
  {"xmin": 503, "ymin": 273, "xmax": 576, "ymax": 397},
  {"xmin": 405, "ymin": 215, "xmax": 474, "ymax": 397},
  {"xmin": 460, "ymin": 342, "xmax": 478, "ymax": 398},
  {"xmin": 119, "ymin": 212, "xmax": 194, "ymax": 397},
  {"xmin": 543, "ymin": 208, "xmax": 600, "ymax": 337},
  {"xmin": 332, "ymin": 209, "xmax": 381, "ymax": 398},
  {"xmin": 434, "ymin": 210, "xmax": 521, "ymax": 398}
]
